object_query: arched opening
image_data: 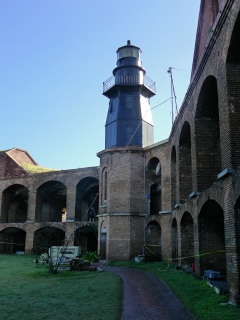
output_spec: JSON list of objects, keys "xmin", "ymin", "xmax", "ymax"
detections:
[
  {"xmin": 35, "ymin": 181, "xmax": 67, "ymax": 222},
  {"xmin": 147, "ymin": 157, "xmax": 161, "ymax": 175},
  {"xmin": 74, "ymin": 226, "xmax": 98, "ymax": 254},
  {"xmin": 150, "ymin": 184, "xmax": 161, "ymax": 215},
  {"xmin": 1, "ymin": 184, "xmax": 28, "ymax": 223},
  {"xmin": 33, "ymin": 227, "xmax": 65, "ymax": 254},
  {"xmin": 181, "ymin": 212, "xmax": 194, "ymax": 265},
  {"xmin": 226, "ymin": 12, "xmax": 240, "ymax": 167},
  {"xmin": 171, "ymin": 146, "xmax": 177, "ymax": 209},
  {"xmin": 179, "ymin": 122, "xmax": 192, "ymax": 202},
  {"xmin": 198, "ymin": 200, "xmax": 226, "ymax": 275},
  {"xmin": 171, "ymin": 218, "xmax": 178, "ymax": 263},
  {"xmin": 146, "ymin": 157, "xmax": 161, "ymax": 214},
  {"xmin": 101, "ymin": 168, "xmax": 108, "ymax": 205},
  {"xmin": 75, "ymin": 177, "xmax": 99, "ymax": 221},
  {"xmin": 234, "ymin": 196, "xmax": 240, "ymax": 298},
  {"xmin": 145, "ymin": 221, "xmax": 161, "ymax": 261},
  {"xmin": 0, "ymin": 228, "xmax": 26, "ymax": 253},
  {"xmin": 195, "ymin": 76, "xmax": 221, "ymax": 190}
]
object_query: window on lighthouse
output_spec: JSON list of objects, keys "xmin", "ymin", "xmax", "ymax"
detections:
[{"xmin": 117, "ymin": 47, "xmax": 140, "ymax": 59}]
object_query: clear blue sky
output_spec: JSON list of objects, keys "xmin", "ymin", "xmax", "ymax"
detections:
[{"xmin": 0, "ymin": 1, "xmax": 200, "ymax": 170}]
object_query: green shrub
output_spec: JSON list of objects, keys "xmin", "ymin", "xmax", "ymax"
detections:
[{"xmin": 82, "ymin": 251, "xmax": 99, "ymax": 263}]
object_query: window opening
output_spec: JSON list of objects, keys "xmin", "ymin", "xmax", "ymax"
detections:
[{"xmin": 104, "ymin": 172, "xmax": 107, "ymax": 201}]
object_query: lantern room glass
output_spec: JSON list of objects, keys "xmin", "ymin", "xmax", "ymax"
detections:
[{"xmin": 117, "ymin": 47, "xmax": 140, "ymax": 60}]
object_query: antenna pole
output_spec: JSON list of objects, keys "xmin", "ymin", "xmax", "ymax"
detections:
[
  {"xmin": 167, "ymin": 67, "xmax": 178, "ymax": 124},
  {"xmin": 168, "ymin": 67, "xmax": 173, "ymax": 124}
]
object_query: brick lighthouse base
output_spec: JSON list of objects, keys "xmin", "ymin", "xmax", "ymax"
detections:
[{"xmin": 98, "ymin": 214, "xmax": 146, "ymax": 261}]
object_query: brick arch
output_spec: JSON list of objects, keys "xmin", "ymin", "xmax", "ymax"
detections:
[
  {"xmin": 197, "ymin": 186, "xmax": 224, "ymax": 215},
  {"xmin": 195, "ymin": 75, "xmax": 221, "ymax": 191},
  {"xmin": 33, "ymin": 226, "xmax": 65, "ymax": 254},
  {"xmin": 146, "ymin": 157, "xmax": 161, "ymax": 215},
  {"xmin": 35, "ymin": 180, "xmax": 67, "ymax": 223},
  {"xmin": 145, "ymin": 220, "xmax": 161, "ymax": 261},
  {"xmin": 75, "ymin": 177, "xmax": 99, "ymax": 222},
  {"xmin": 198, "ymin": 200, "xmax": 226, "ymax": 276},
  {"xmin": 226, "ymin": 11, "xmax": 240, "ymax": 167},
  {"xmin": 179, "ymin": 121, "xmax": 192, "ymax": 203},
  {"xmin": 0, "ymin": 225, "xmax": 26, "ymax": 233},
  {"xmin": 149, "ymin": 183, "xmax": 161, "ymax": 215},
  {"xmin": 146, "ymin": 157, "xmax": 161, "ymax": 183},
  {"xmin": 146, "ymin": 157, "xmax": 161, "ymax": 175},
  {"xmin": 2, "ymin": 180, "xmax": 30, "ymax": 190},
  {"xmin": 36, "ymin": 223, "xmax": 66, "ymax": 233},
  {"xmin": 232, "ymin": 173, "xmax": 240, "ymax": 200},
  {"xmin": 34, "ymin": 177, "xmax": 68, "ymax": 190},
  {"xmin": 1, "ymin": 184, "xmax": 28, "ymax": 223},
  {"xmin": 176, "ymin": 200, "xmax": 194, "ymax": 221},
  {"xmin": 180, "ymin": 212, "xmax": 194, "ymax": 265},
  {"xmin": 222, "ymin": 178, "xmax": 240, "ymax": 305},
  {"xmin": 0, "ymin": 227, "xmax": 26, "ymax": 254},
  {"xmin": 234, "ymin": 195, "xmax": 240, "ymax": 288},
  {"xmin": 74, "ymin": 225, "xmax": 97, "ymax": 253}
]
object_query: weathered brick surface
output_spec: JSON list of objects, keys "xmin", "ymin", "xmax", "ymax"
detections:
[
  {"xmin": 7, "ymin": 148, "xmax": 37, "ymax": 165},
  {"xmin": 97, "ymin": 0, "xmax": 240, "ymax": 305},
  {"xmin": 0, "ymin": 166, "xmax": 100, "ymax": 255},
  {"xmin": 1, "ymin": 0, "xmax": 240, "ymax": 307},
  {"xmin": 0, "ymin": 153, "xmax": 27, "ymax": 178}
]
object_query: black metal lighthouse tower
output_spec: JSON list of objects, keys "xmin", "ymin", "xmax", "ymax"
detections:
[
  {"xmin": 103, "ymin": 41, "xmax": 156, "ymax": 149},
  {"xmin": 98, "ymin": 42, "xmax": 156, "ymax": 261}
]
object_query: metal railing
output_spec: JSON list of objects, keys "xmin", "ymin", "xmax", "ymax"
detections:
[
  {"xmin": 103, "ymin": 74, "xmax": 156, "ymax": 93},
  {"xmin": 144, "ymin": 75, "xmax": 156, "ymax": 93},
  {"xmin": 115, "ymin": 73, "xmax": 143, "ymax": 85},
  {"xmin": 103, "ymin": 76, "xmax": 115, "ymax": 92}
]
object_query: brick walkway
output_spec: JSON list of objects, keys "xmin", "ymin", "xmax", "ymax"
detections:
[{"xmin": 97, "ymin": 265, "xmax": 194, "ymax": 320}]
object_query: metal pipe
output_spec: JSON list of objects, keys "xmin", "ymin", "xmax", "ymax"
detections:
[{"xmin": 143, "ymin": 194, "xmax": 151, "ymax": 256}]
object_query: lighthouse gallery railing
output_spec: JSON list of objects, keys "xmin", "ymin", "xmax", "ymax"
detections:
[{"xmin": 103, "ymin": 74, "xmax": 156, "ymax": 93}]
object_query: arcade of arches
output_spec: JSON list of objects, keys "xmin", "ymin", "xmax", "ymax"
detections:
[
  {"xmin": 2, "ymin": 0, "xmax": 240, "ymax": 307},
  {"xmin": 0, "ymin": 174, "xmax": 99, "ymax": 255}
]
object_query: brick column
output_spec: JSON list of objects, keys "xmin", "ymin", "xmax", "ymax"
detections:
[
  {"xmin": 65, "ymin": 222, "xmax": 74, "ymax": 246},
  {"xmin": 0, "ymin": 192, "xmax": 4, "ymax": 222},
  {"xmin": 25, "ymin": 222, "xmax": 35, "ymax": 253},
  {"xmin": 66, "ymin": 186, "xmax": 76, "ymax": 221},
  {"xmin": 27, "ymin": 189, "xmax": 37, "ymax": 221}
]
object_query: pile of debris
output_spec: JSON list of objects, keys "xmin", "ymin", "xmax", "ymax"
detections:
[
  {"xmin": 70, "ymin": 258, "xmax": 96, "ymax": 271},
  {"xmin": 36, "ymin": 246, "xmax": 98, "ymax": 272}
]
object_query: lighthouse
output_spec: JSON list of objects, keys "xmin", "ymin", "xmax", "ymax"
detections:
[
  {"xmin": 97, "ymin": 42, "xmax": 156, "ymax": 261},
  {"xmin": 103, "ymin": 40, "xmax": 156, "ymax": 149}
]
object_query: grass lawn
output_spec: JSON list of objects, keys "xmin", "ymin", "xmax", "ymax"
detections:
[
  {"xmin": 2, "ymin": 255, "xmax": 240, "ymax": 320},
  {"xmin": 109, "ymin": 260, "xmax": 240, "ymax": 320},
  {"xmin": 0, "ymin": 255, "xmax": 122, "ymax": 320}
]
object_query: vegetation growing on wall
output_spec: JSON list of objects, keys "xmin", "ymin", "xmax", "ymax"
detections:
[{"xmin": 20, "ymin": 162, "xmax": 56, "ymax": 174}]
